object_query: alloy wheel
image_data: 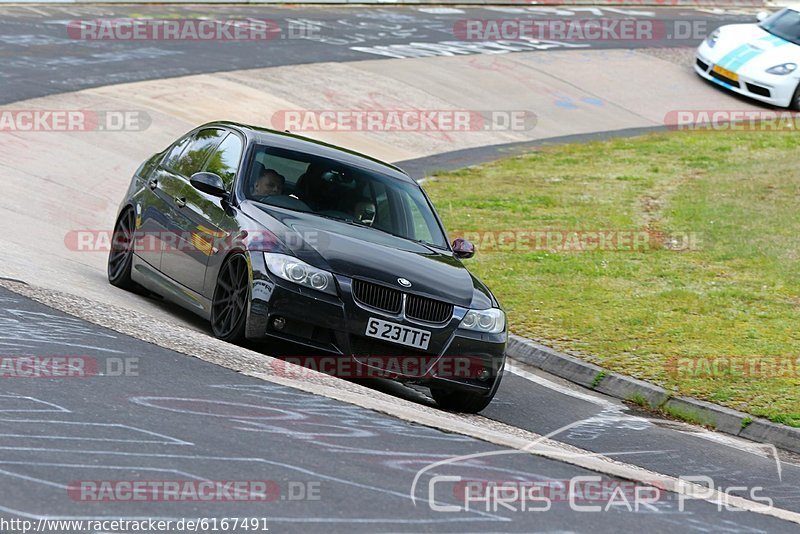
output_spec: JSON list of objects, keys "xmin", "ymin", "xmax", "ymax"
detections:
[{"xmin": 211, "ymin": 254, "xmax": 249, "ymax": 341}]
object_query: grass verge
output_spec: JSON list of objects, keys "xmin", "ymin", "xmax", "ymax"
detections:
[{"xmin": 424, "ymin": 130, "xmax": 800, "ymax": 426}]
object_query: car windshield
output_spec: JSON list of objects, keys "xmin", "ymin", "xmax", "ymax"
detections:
[
  {"xmin": 760, "ymin": 8, "xmax": 800, "ymax": 45},
  {"xmin": 243, "ymin": 144, "xmax": 448, "ymax": 249}
]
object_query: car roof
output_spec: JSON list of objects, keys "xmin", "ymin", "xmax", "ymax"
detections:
[{"xmin": 205, "ymin": 121, "xmax": 415, "ymax": 184}]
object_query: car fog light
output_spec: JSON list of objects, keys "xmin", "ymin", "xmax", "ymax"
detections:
[{"xmin": 272, "ymin": 316, "xmax": 286, "ymax": 331}]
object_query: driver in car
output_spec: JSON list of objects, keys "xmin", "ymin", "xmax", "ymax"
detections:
[{"xmin": 253, "ymin": 169, "xmax": 285, "ymax": 198}]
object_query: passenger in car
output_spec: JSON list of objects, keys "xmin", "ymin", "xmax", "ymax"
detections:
[{"xmin": 253, "ymin": 169, "xmax": 285, "ymax": 197}]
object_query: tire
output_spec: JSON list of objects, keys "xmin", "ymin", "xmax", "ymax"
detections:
[
  {"xmin": 107, "ymin": 208, "xmax": 137, "ymax": 290},
  {"xmin": 791, "ymin": 83, "xmax": 800, "ymax": 111},
  {"xmin": 430, "ymin": 387, "xmax": 495, "ymax": 414},
  {"xmin": 211, "ymin": 253, "xmax": 250, "ymax": 343}
]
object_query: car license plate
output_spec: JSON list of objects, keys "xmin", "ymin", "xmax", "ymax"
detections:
[
  {"xmin": 712, "ymin": 64, "xmax": 739, "ymax": 82},
  {"xmin": 365, "ymin": 318, "xmax": 431, "ymax": 351}
]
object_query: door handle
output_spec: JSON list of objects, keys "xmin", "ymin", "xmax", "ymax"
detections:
[
  {"xmin": 175, "ymin": 197, "xmax": 186, "ymax": 208},
  {"xmin": 148, "ymin": 179, "xmax": 158, "ymax": 190}
]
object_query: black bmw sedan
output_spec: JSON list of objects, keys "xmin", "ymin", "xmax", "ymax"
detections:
[{"xmin": 108, "ymin": 121, "xmax": 506, "ymax": 412}]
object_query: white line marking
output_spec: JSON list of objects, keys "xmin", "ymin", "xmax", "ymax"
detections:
[
  {"xmin": 0, "ymin": 337, "xmax": 123, "ymax": 354},
  {"xmin": 506, "ymin": 361, "xmax": 616, "ymax": 408},
  {"xmin": 22, "ymin": 6, "xmax": 48, "ymax": 16},
  {"xmin": 0, "ymin": 395, "xmax": 69, "ymax": 413},
  {"xmin": 0, "ymin": 419, "xmax": 192, "ymax": 445}
]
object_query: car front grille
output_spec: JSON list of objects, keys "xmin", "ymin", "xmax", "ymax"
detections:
[
  {"xmin": 352, "ymin": 279, "xmax": 454, "ymax": 324},
  {"xmin": 406, "ymin": 294, "xmax": 453, "ymax": 324},
  {"xmin": 352, "ymin": 279, "xmax": 402, "ymax": 314}
]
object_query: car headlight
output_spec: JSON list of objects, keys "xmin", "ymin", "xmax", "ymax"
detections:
[
  {"xmin": 459, "ymin": 308, "xmax": 505, "ymax": 334},
  {"xmin": 263, "ymin": 253, "xmax": 337, "ymax": 296},
  {"xmin": 766, "ymin": 63, "xmax": 797, "ymax": 75},
  {"xmin": 705, "ymin": 29, "xmax": 720, "ymax": 48}
]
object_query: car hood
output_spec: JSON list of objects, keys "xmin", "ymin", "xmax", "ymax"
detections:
[
  {"xmin": 243, "ymin": 202, "xmax": 483, "ymax": 307},
  {"xmin": 705, "ymin": 24, "xmax": 800, "ymax": 73}
]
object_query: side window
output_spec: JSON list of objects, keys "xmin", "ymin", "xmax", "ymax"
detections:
[
  {"xmin": 204, "ymin": 133, "xmax": 243, "ymax": 190},
  {"xmin": 162, "ymin": 134, "xmax": 194, "ymax": 171},
  {"xmin": 171, "ymin": 129, "xmax": 227, "ymax": 178}
]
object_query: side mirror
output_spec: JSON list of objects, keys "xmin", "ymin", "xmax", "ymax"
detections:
[
  {"xmin": 190, "ymin": 172, "xmax": 227, "ymax": 198},
  {"xmin": 756, "ymin": 11, "xmax": 769, "ymax": 22},
  {"xmin": 452, "ymin": 238, "xmax": 475, "ymax": 259}
]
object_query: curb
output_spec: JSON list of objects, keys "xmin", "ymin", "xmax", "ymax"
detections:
[{"xmin": 507, "ymin": 334, "xmax": 800, "ymax": 454}]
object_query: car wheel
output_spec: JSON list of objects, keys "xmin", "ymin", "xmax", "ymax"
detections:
[
  {"xmin": 430, "ymin": 388, "xmax": 495, "ymax": 414},
  {"xmin": 791, "ymin": 83, "xmax": 800, "ymax": 111},
  {"xmin": 211, "ymin": 253, "xmax": 250, "ymax": 343},
  {"xmin": 107, "ymin": 208, "xmax": 137, "ymax": 290}
]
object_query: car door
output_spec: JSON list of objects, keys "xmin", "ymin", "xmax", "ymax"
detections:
[
  {"xmin": 133, "ymin": 133, "xmax": 194, "ymax": 270},
  {"xmin": 159, "ymin": 128, "xmax": 228, "ymax": 293},
  {"xmin": 179, "ymin": 132, "xmax": 245, "ymax": 298}
]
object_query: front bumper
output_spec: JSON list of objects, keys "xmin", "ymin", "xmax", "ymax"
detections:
[
  {"xmin": 245, "ymin": 253, "xmax": 506, "ymax": 394},
  {"xmin": 695, "ymin": 47, "xmax": 797, "ymax": 107}
]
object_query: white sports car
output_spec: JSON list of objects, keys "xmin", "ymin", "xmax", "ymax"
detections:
[{"xmin": 695, "ymin": 8, "xmax": 800, "ymax": 109}]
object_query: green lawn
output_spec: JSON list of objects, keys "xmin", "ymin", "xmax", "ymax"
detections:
[{"xmin": 424, "ymin": 130, "xmax": 800, "ymax": 426}]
